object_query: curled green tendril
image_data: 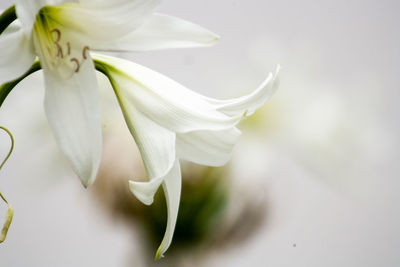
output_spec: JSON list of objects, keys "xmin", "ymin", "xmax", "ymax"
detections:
[
  {"xmin": 0, "ymin": 191, "xmax": 13, "ymax": 243},
  {"xmin": 0, "ymin": 6, "xmax": 21, "ymax": 243},
  {"xmin": 0, "ymin": 127, "xmax": 14, "ymax": 169},
  {"xmin": 0, "ymin": 126, "xmax": 15, "ymax": 243}
]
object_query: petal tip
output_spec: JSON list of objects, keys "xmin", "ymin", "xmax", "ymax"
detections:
[
  {"xmin": 76, "ymin": 162, "xmax": 99, "ymax": 189},
  {"xmin": 213, "ymin": 33, "xmax": 221, "ymax": 41},
  {"xmin": 80, "ymin": 173, "xmax": 96, "ymax": 189},
  {"xmin": 128, "ymin": 180, "xmax": 155, "ymax": 205},
  {"xmin": 81, "ymin": 181, "xmax": 89, "ymax": 189},
  {"xmin": 207, "ymin": 33, "xmax": 220, "ymax": 46},
  {"xmin": 155, "ymin": 248, "xmax": 164, "ymax": 260}
]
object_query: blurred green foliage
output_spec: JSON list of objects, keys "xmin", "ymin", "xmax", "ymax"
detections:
[{"xmin": 145, "ymin": 166, "xmax": 228, "ymax": 251}]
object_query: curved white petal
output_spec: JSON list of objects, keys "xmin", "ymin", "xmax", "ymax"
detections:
[
  {"xmin": 89, "ymin": 13, "xmax": 219, "ymax": 52},
  {"xmin": 15, "ymin": 0, "xmax": 47, "ymax": 34},
  {"xmin": 51, "ymin": 0, "xmax": 160, "ymax": 41},
  {"xmin": 114, "ymin": 94, "xmax": 175, "ymax": 205},
  {"xmin": 43, "ymin": 55, "xmax": 102, "ymax": 187},
  {"xmin": 177, "ymin": 127, "xmax": 241, "ymax": 166},
  {"xmin": 15, "ymin": 0, "xmax": 66, "ymax": 35},
  {"xmin": 93, "ymin": 54, "xmax": 243, "ymax": 134},
  {"xmin": 3, "ymin": 18, "xmax": 23, "ymax": 33},
  {"xmin": 115, "ymin": 100, "xmax": 175, "ymax": 179},
  {"xmin": 155, "ymin": 160, "xmax": 181, "ymax": 260},
  {"xmin": 129, "ymin": 174, "xmax": 164, "ymax": 205},
  {"xmin": 0, "ymin": 22, "xmax": 35, "ymax": 83},
  {"xmin": 206, "ymin": 66, "xmax": 280, "ymax": 116}
]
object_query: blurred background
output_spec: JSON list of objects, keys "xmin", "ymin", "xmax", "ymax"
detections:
[{"xmin": 0, "ymin": 0, "xmax": 399, "ymax": 266}]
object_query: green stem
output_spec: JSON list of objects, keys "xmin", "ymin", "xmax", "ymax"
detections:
[
  {"xmin": 0, "ymin": 5, "xmax": 17, "ymax": 35},
  {"xmin": 0, "ymin": 61, "xmax": 42, "ymax": 109}
]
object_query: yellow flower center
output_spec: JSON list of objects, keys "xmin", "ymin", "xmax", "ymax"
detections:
[{"xmin": 32, "ymin": 6, "xmax": 90, "ymax": 78}]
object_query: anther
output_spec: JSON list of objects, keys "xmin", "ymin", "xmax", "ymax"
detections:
[
  {"xmin": 70, "ymin": 58, "xmax": 80, "ymax": 73},
  {"xmin": 82, "ymin": 46, "xmax": 90, "ymax": 60}
]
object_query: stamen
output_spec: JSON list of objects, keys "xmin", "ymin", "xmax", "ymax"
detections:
[
  {"xmin": 50, "ymin": 28, "xmax": 63, "ymax": 58},
  {"xmin": 70, "ymin": 58, "xmax": 80, "ymax": 73},
  {"xmin": 82, "ymin": 46, "xmax": 90, "ymax": 60},
  {"xmin": 67, "ymin": 42, "xmax": 71, "ymax": 56}
]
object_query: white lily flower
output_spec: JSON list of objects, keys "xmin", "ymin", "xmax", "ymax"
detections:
[
  {"xmin": 93, "ymin": 53, "xmax": 280, "ymax": 258},
  {"xmin": 0, "ymin": 0, "xmax": 219, "ymax": 187}
]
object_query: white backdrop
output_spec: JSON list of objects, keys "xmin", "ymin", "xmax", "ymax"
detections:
[{"xmin": 0, "ymin": 0, "xmax": 399, "ymax": 266}]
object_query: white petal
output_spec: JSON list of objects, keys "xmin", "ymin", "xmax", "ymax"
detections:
[
  {"xmin": 129, "ymin": 175, "xmax": 164, "ymax": 206},
  {"xmin": 93, "ymin": 54, "xmax": 243, "ymax": 133},
  {"xmin": 120, "ymin": 106, "xmax": 176, "ymax": 179},
  {"xmin": 51, "ymin": 0, "xmax": 160, "ymax": 41},
  {"xmin": 3, "ymin": 19, "xmax": 23, "ymax": 33},
  {"xmin": 89, "ymin": 13, "xmax": 219, "ymax": 52},
  {"xmin": 0, "ymin": 22, "xmax": 35, "ymax": 83},
  {"xmin": 15, "ymin": 0, "xmax": 46, "ymax": 34},
  {"xmin": 15, "ymin": 0, "xmax": 66, "ymax": 35},
  {"xmin": 114, "ymin": 95, "xmax": 175, "ymax": 205},
  {"xmin": 43, "ymin": 55, "xmax": 102, "ymax": 187},
  {"xmin": 155, "ymin": 160, "xmax": 181, "ymax": 260},
  {"xmin": 130, "ymin": 159, "xmax": 181, "ymax": 259},
  {"xmin": 177, "ymin": 127, "xmax": 241, "ymax": 166},
  {"xmin": 206, "ymin": 66, "xmax": 280, "ymax": 117}
]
